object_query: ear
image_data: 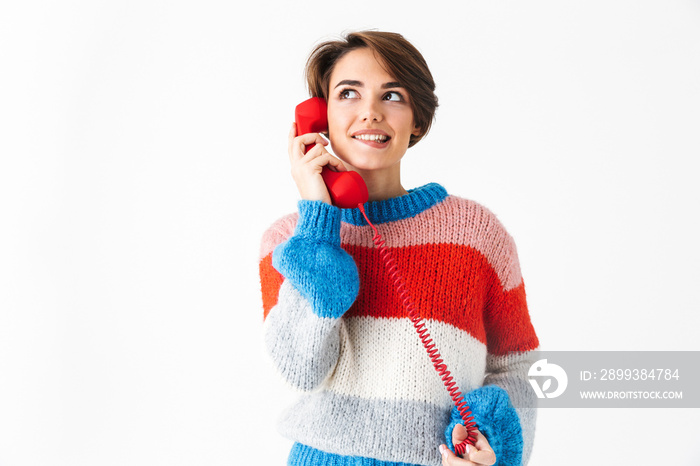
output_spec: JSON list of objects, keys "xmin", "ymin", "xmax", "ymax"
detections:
[{"xmin": 411, "ymin": 124, "xmax": 421, "ymax": 137}]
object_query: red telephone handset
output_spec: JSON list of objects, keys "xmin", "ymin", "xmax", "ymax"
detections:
[{"xmin": 294, "ymin": 97, "xmax": 369, "ymax": 209}]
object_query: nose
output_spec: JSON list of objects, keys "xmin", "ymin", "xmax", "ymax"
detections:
[{"xmin": 360, "ymin": 99, "xmax": 383, "ymax": 123}]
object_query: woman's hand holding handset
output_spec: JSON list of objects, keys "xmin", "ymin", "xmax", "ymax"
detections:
[
  {"xmin": 288, "ymin": 122, "xmax": 347, "ymax": 206},
  {"xmin": 439, "ymin": 426, "xmax": 496, "ymax": 466}
]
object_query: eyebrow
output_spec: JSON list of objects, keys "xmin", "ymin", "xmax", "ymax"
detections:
[{"xmin": 333, "ymin": 79, "xmax": 403, "ymax": 89}]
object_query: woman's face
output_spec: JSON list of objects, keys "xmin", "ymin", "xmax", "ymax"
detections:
[{"xmin": 326, "ymin": 48, "xmax": 420, "ymax": 173}]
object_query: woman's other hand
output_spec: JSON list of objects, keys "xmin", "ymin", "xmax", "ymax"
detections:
[
  {"xmin": 288, "ymin": 122, "xmax": 347, "ymax": 205},
  {"xmin": 439, "ymin": 425, "xmax": 496, "ymax": 466}
]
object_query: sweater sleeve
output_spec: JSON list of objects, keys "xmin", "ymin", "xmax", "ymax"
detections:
[
  {"xmin": 446, "ymin": 212, "xmax": 539, "ymax": 466},
  {"xmin": 480, "ymin": 228, "xmax": 539, "ymax": 466},
  {"xmin": 259, "ymin": 200, "xmax": 360, "ymax": 392}
]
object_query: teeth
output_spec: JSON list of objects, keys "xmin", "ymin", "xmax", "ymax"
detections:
[{"xmin": 354, "ymin": 134, "xmax": 388, "ymax": 143}]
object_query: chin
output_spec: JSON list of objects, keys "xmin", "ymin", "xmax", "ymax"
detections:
[
  {"xmin": 337, "ymin": 156, "xmax": 389, "ymax": 172},
  {"xmin": 335, "ymin": 152, "xmax": 401, "ymax": 172}
]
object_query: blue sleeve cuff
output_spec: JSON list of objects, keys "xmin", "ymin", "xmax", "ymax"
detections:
[
  {"xmin": 294, "ymin": 200, "xmax": 342, "ymax": 245},
  {"xmin": 445, "ymin": 385, "xmax": 523, "ymax": 466},
  {"xmin": 271, "ymin": 200, "xmax": 359, "ymax": 319}
]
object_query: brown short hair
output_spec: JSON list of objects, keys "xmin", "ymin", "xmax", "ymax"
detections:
[{"xmin": 305, "ymin": 30, "xmax": 438, "ymax": 147}]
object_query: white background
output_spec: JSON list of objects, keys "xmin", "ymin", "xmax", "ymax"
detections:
[{"xmin": 2, "ymin": 0, "xmax": 699, "ymax": 464}]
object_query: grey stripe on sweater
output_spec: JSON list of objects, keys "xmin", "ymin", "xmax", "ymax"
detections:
[
  {"xmin": 264, "ymin": 280, "xmax": 341, "ymax": 392},
  {"xmin": 279, "ymin": 389, "xmax": 450, "ymax": 466}
]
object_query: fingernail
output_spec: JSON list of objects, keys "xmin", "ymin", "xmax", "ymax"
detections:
[
  {"xmin": 464, "ymin": 445, "xmax": 470, "ymax": 455},
  {"xmin": 439, "ymin": 445, "xmax": 445, "ymax": 454}
]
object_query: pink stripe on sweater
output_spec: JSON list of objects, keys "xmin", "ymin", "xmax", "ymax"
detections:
[{"xmin": 259, "ymin": 212, "xmax": 297, "ymax": 260}]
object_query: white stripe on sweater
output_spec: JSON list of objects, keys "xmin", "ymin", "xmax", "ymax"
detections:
[{"xmin": 326, "ymin": 315, "xmax": 488, "ymax": 403}]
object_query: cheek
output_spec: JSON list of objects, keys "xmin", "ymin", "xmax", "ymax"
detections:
[
  {"xmin": 326, "ymin": 119, "xmax": 346, "ymax": 148},
  {"xmin": 393, "ymin": 110, "xmax": 416, "ymax": 134},
  {"xmin": 399, "ymin": 120, "xmax": 418, "ymax": 140},
  {"xmin": 327, "ymin": 121, "xmax": 343, "ymax": 142},
  {"xmin": 326, "ymin": 108, "xmax": 342, "ymax": 133}
]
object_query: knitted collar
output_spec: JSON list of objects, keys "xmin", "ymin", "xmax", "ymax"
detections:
[{"xmin": 341, "ymin": 182, "xmax": 448, "ymax": 226}]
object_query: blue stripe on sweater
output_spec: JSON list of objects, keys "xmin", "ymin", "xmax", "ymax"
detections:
[
  {"xmin": 288, "ymin": 443, "xmax": 426, "ymax": 466},
  {"xmin": 341, "ymin": 183, "xmax": 448, "ymax": 225}
]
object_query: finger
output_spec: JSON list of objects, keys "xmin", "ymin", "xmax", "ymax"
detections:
[
  {"xmin": 287, "ymin": 123, "xmax": 297, "ymax": 156},
  {"xmin": 322, "ymin": 153, "xmax": 347, "ymax": 172},
  {"xmin": 473, "ymin": 431, "xmax": 494, "ymax": 454},
  {"xmin": 298, "ymin": 143, "xmax": 346, "ymax": 170},
  {"xmin": 299, "ymin": 141, "xmax": 327, "ymax": 162},
  {"xmin": 289, "ymin": 129, "xmax": 325, "ymax": 161},
  {"xmin": 305, "ymin": 152, "xmax": 347, "ymax": 173},
  {"xmin": 292, "ymin": 132, "xmax": 329, "ymax": 155},
  {"xmin": 290, "ymin": 138, "xmax": 328, "ymax": 163},
  {"xmin": 451, "ymin": 424, "xmax": 468, "ymax": 446},
  {"xmin": 451, "ymin": 424, "xmax": 475, "ymax": 459},
  {"xmin": 439, "ymin": 444, "xmax": 478, "ymax": 466},
  {"xmin": 467, "ymin": 450, "xmax": 496, "ymax": 466},
  {"xmin": 467, "ymin": 431, "xmax": 496, "ymax": 466}
]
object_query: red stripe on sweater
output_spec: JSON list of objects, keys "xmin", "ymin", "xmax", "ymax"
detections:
[
  {"xmin": 260, "ymin": 253, "xmax": 283, "ymax": 320},
  {"xmin": 344, "ymin": 243, "xmax": 538, "ymax": 355},
  {"xmin": 484, "ymin": 279, "xmax": 539, "ymax": 354}
]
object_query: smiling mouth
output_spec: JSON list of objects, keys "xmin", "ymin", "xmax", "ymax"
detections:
[{"xmin": 353, "ymin": 134, "xmax": 390, "ymax": 143}]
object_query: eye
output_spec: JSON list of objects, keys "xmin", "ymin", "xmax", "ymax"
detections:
[
  {"xmin": 339, "ymin": 89, "xmax": 359, "ymax": 99},
  {"xmin": 383, "ymin": 91, "xmax": 404, "ymax": 102}
]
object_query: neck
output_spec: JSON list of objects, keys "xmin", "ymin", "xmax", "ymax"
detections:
[{"xmin": 351, "ymin": 164, "xmax": 408, "ymax": 202}]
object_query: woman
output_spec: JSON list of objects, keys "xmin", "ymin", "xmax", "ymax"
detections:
[{"xmin": 259, "ymin": 30, "xmax": 539, "ymax": 466}]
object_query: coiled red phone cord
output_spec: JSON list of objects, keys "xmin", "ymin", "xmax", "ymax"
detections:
[{"xmin": 358, "ymin": 204, "xmax": 478, "ymax": 454}]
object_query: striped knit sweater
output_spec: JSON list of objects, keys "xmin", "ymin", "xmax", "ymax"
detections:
[{"xmin": 259, "ymin": 183, "xmax": 539, "ymax": 466}]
